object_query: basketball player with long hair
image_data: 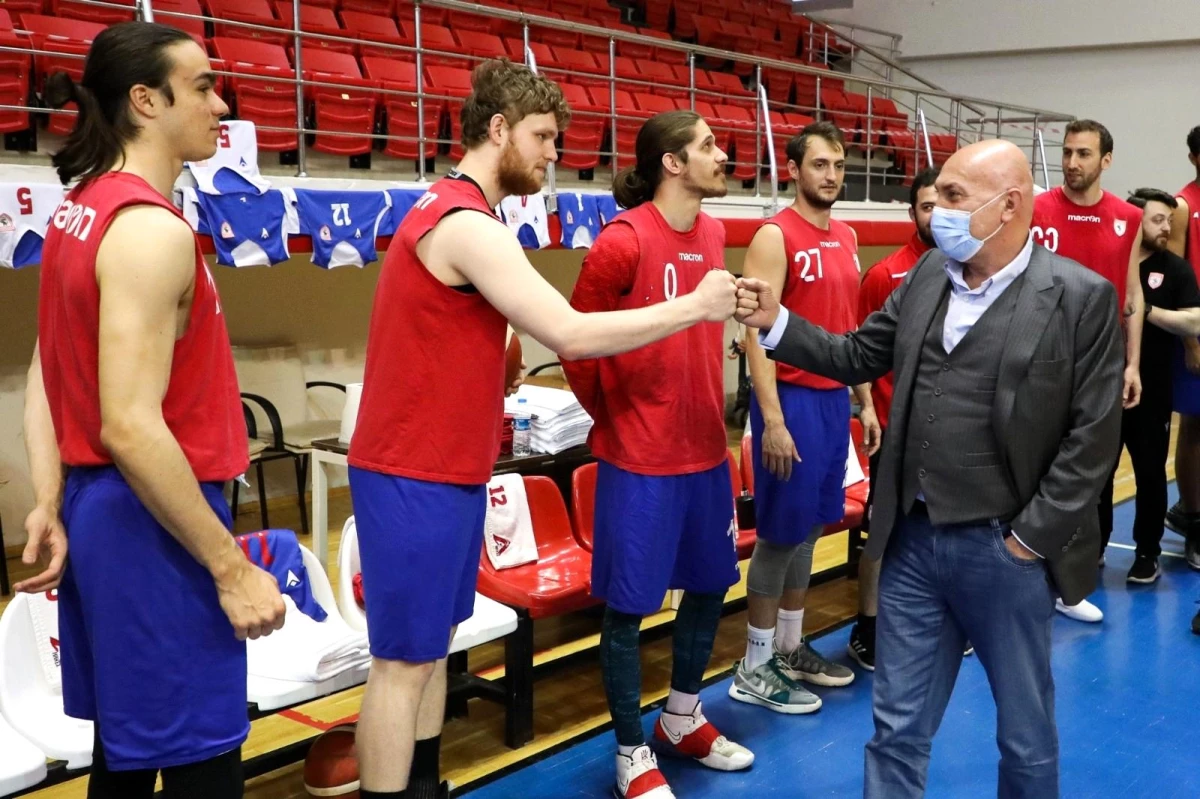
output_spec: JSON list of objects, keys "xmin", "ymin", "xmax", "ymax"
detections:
[
  {"xmin": 561, "ymin": 110, "xmax": 755, "ymax": 799},
  {"xmin": 22, "ymin": 22, "xmax": 286, "ymax": 799}
]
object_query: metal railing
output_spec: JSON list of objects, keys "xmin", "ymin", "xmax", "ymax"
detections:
[{"xmin": 0, "ymin": 0, "xmax": 1074, "ymax": 202}]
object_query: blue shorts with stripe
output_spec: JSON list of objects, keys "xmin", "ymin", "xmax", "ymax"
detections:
[
  {"xmin": 750, "ymin": 383, "xmax": 850, "ymax": 545},
  {"xmin": 57, "ymin": 466, "xmax": 248, "ymax": 771},
  {"xmin": 591, "ymin": 459, "xmax": 740, "ymax": 616},
  {"xmin": 348, "ymin": 467, "xmax": 485, "ymax": 662}
]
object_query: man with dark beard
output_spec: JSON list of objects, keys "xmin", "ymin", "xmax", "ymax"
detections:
[
  {"xmin": 1033, "ymin": 118, "xmax": 1145, "ymax": 623},
  {"xmin": 347, "ymin": 61, "xmax": 748, "ymax": 799},
  {"xmin": 846, "ymin": 167, "xmax": 937, "ymax": 670},
  {"xmin": 561, "ymin": 110, "xmax": 754, "ymax": 799},
  {"xmin": 1116, "ymin": 189, "xmax": 1200, "ymax": 584},
  {"xmin": 731, "ymin": 121, "xmax": 880, "ymax": 715}
]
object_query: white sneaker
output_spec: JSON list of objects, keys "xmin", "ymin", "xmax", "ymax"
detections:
[
  {"xmin": 614, "ymin": 746, "xmax": 675, "ymax": 799},
  {"xmin": 1055, "ymin": 597, "xmax": 1103, "ymax": 623},
  {"xmin": 653, "ymin": 702, "xmax": 754, "ymax": 772}
]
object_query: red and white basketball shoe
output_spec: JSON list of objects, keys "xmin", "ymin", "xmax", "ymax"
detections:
[
  {"xmin": 614, "ymin": 745, "xmax": 675, "ymax": 798},
  {"xmin": 653, "ymin": 701, "xmax": 755, "ymax": 771}
]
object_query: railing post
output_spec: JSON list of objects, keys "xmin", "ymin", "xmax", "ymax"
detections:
[
  {"xmin": 609, "ymin": 36, "xmax": 618, "ymax": 173},
  {"xmin": 864, "ymin": 84, "xmax": 872, "ymax": 202},
  {"xmin": 292, "ymin": 0, "xmax": 306, "ymax": 177},
  {"xmin": 524, "ymin": 44, "xmax": 556, "ymax": 211},
  {"xmin": 1030, "ymin": 113, "xmax": 1040, "ymax": 179},
  {"xmin": 952, "ymin": 99, "xmax": 961, "ymax": 148},
  {"xmin": 688, "ymin": 51, "xmax": 696, "ymax": 111},
  {"xmin": 757, "ymin": 82, "xmax": 777, "ymax": 214},
  {"xmin": 815, "ymin": 74, "xmax": 822, "ymax": 120},
  {"xmin": 753, "ymin": 62, "xmax": 763, "ymax": 198},
  {"xmin": 995, "ymin": 106, "xmax": 1002, "ymax": 140},
  {"xmin": 1036, "ymin": 128, "xmax": 1051, "ymax": 189},
  {"xmin": 415, "ymin": 2, "xmax": 427, "ymax": 181},
  {"xmin": 823, "ymin": 28, "xmax": 829, "ymax": 64},
  {"xmin": 914, "ymin": 93, "xmax": 923, "ymax": 173},
  {"xmin": 137, "ymin": 0, "xmax": 155, "ymax": 23}
]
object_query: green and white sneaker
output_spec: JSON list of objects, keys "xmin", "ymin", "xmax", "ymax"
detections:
[
  {"xmin": 727, "ymin": 656, "xmax": 822, "ymax": 714},
  {"xmin": 777, "ymin": 641, "xmax": 856, "ymax": 687}
]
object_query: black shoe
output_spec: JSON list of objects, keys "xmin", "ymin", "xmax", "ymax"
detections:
[
  {"xmin": 1126, "ymin": 555, "xmax": 1161, "ymax": 584},
  {"xmin": 1167, "ymin": 502, "xmax": 1200, "ymax": 537},
  {"xmin": 963, "ymin": 642, "xmax": 975, "ymax": 657},
  {"xmin": 1193, "ymin": 608, "xmax": 1200, "ymax": 635},
  {"xmin": 847, "ymin": 621, "xmax": 875, "ymax": 671},
  {"xmin": 1187, "ymin": 535, "xmax": 1200, "ymax": 572}
]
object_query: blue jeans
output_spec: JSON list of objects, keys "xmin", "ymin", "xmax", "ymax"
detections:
[{"xmin": 864, "ymin": 506, "xmax": 1059, "ymax": 798}]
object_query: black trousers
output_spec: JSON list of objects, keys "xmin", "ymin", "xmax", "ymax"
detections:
[{"xmin": 1099, "ymin": 401, "xmax": 1172, "ymax": 558}]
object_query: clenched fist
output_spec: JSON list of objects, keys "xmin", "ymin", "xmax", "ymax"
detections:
[{"xmin": 692, "ymin": 269, "xmax": 740, "ymax": 322}]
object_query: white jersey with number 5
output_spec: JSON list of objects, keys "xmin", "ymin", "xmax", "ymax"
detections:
[
  {"xmin": 0, "ymin": 182, "xmax": 66, "ymax": 268},
  {"xmin": 185, "ymin": 119, "xmax": 271, "ymax": 195}
]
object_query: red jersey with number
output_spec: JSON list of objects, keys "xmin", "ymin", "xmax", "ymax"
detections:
[
  {"xmin": 1178, "ymin": 181, "xmax": 1200, "ymax": 283},
  {"xmin": 858, "ymin": 233, "xmax": 929, "ymax": 428},
  {"xmin": 770, "ymin": 208, "xmax": 861, "ymax": 390},
  {"xmin": 37, "ymin": 172, "xmax": 247, "ymax": 481},
  {"xmin": 1033, "ymin": 187, "xmax": 1141, "ymax": 313},
  {"xmin": 560, "ymin": 202, "xmax": 727, "ymax": 476},
  {"xmin": 348, "ymin": 174, "xmax": 508, "ymax": 485}
]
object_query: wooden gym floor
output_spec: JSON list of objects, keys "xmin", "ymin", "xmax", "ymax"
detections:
[{"xmin": 1, "ymin": 420, "xmax": 1180, "ymax": 798}]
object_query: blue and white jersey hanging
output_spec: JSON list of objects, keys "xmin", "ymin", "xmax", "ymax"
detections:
[
  {"xmin": 181, "ymin": 186, "xmax": 298, "ymax": 267},
  {"xmin": 294, "ymin": 188, "xmax": 391, "ymax": 268}
]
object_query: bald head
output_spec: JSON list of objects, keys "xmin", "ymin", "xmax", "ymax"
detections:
[{"xmin": 933, "ymin": 138, "xmax": 1034, "ymax": 269}]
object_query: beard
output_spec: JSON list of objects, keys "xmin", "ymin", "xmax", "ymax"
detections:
[
  {"xmin": 693, "ymin": 169, "xmax": 728, "ymax": 200},
  {"xmin": 1143, "ymin": 231, "xmax": 1169, "ymax": 252},
  {"xmin": 1064, "ymin": 165, "xmax": 1101, "ymax": 193},
  {"xmin": 916, "ymin": 222, "xmax": 936, "ymax": 248},
  {"xmin": 800, "ymin": 180, "xmax": 838, "ymax": 210},
  {"xmin": 497, "ymin": 141, "xmax": 543, "ymax": 197}
]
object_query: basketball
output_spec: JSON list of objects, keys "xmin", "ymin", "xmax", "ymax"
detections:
[
  {"xmin": 505, "ymin": 331, "xmax": 523, "ymax": 388},
  {"xmin": 304, "ymin": 724, "xmax": 359, "ymax": 798}
]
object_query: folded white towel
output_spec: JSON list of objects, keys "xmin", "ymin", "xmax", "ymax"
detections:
[
  {"xmin": 25, "ymin": 590, "xmax": 62, "ymax": 693},
  {"xmin": 246, "ymin": 596, "xmax": 370, "ymax": 683},
  {"xmin": 484, "ymin": 473, "xmax": 539, "ymax": 569}
]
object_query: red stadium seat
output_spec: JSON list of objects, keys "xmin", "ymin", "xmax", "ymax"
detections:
[
  {"xmin": 423, "ymin": 64, "xmax": 472, "ymax": 159},
  {"xmin": 210, "ymin": 36, "xmax": 298, "ymax": 151},
  {"xmin": 152, "ymin": 0, "xmax": 208, "ymax": 48},
  {"xmin": 739, "ymin": 435, "xmax": 754, "ymax": 494},
  {"xmin": 711, "ymin": 103, "xmax": 757, "ymax": 180},
  {"xmin": 548, "ymin": 46, "xmax": 604, "ymax": 89},
  {"xmin": 19, "ymin": 15, "xmax": 104, "ymax": 136},
  {"xmin": 586, "ymin": 85, "xmax": 637, "ymax": 161},
  {"xmin": 396, "ymin": 21, "xmax": 462, "ymax": 68},
  {"xmin": 339, "ymin": 0, "xmax": 394, "ymax": 18},
  {"xmin": 50, "ymin": 0, "xmax": 134, "ymax": 25},
  {"xmin": 299, "ymin": 47, "xmax": 377, "ymax": 156},
  {"xmin": 557, "ymin": 82, "xmax": 603, "ymax": 171},
  {"xmin": 454, "ymin": 29, "xmax": 506, "ymax": 64},
  {"xmin": 338, "ymin": 10, "xmax": 406, "ymax": 59},
  {"xmin": 0, "ymin": 10, "xmax": 31, "ymax": 135},
  {"xmin": 476, "ymin": 476, "xmax": 597, "ymax": 619},
  {"xmin": 274, "ymin": 3, "xmax": 353, "ymax": 54},
  {"xmin": 361, "ymin": 55, "xmax": 439, "ymax": 161},
  {"xmin": 205, "ymin": 0, "xmax": 292, "ymax": 47},
  {"xmin": 569, "ymin": 462, "xmax": 596, "ymax": 551}
]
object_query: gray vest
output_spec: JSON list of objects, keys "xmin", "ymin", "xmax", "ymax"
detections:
[{"xmin": 900, "ymin": 275, "xmax": 1025, "ymax": 526}]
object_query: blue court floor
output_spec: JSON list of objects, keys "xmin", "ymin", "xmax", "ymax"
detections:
[{"xmin": 465, "ymin": 486, "xmax": 1200, "ymax": 798}]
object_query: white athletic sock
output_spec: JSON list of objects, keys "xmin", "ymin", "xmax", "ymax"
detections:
[
  {"xmin": 664, "ymin": 689, "xmax": 698, "ymax": 716},
  {"xmin": 776, "ymin": 608, "xmax": 805, "ymax": 653},
  {"xmin": 746, "ymin": 625, "xmax": 775, "ymax": 670},
  {"xmin": 618, "ymin": 744, "xmax": 638, "ymax": 757}
]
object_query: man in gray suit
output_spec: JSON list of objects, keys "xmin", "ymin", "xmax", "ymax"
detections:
[{"xmin": 739, "ymin": 139, "xmax": 1125, "ymax": 798}]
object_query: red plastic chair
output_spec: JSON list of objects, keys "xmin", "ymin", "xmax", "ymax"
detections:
[
  {"xmin": 153, "ymin": 0, "xmax": 208, "ymax": 49},
  {"xmin": 711, "ymin": 103, "xmax": 757, "ymax": 181},
  {"xmin": 51, "ymin": 0, "xmax": 134, "ymax": 25},
  {"xmin": 19, "ymin": 15, "xmax": 104, "ymax": 136},
  {"xmin": 569, "ymin": 462, "xmax": 596, "ymax": 551},
  {"xmin": 362, "ymin": 55, "xmax": 440, "ymax": 160},
  {"xmin": 339, "ymin": 10, "xmax": 407, "ymax": 59},
  {"xmin": 206, "ymin": 0, "xmax": 291, "ymax": 47},
  {"xmin": 299, "ymin": 47, "xmax": 377, "ymax": 156},
  {"xmin": 210, "ymin": 37, "xmax": 299, "ymax": 151},
  {"xmin": 557, "ymin": 82, "xmax": 603, "ymax": 171},
  {"xmin": 396, "ymin": 21, "xmax": 462, "ymax": 68},
  {"xmin": 424, "ymin": 64, "xmax": 472, "ymax": 159},
  {"xmin": 274, "ymin": 3, "xmax": 354, "ymax": 54},
  {"xmin": 0, "ymin": 10, "xmax": 32, "ymax": 136}
]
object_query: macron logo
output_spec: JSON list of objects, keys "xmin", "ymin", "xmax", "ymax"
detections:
[
  {"xmin": 819, "ymin": 241, "xmax": 842, "ymax": 248},
  {"xmin": 1067, "ymin": 214, "xmax": 1101, "ymax": 223},
  {"xmin": 286, "ymin": 570, "xmax": 301, "ymax": 588},
  {"xmin": 677, "ymin": 252, "xmax": 704, "ymax": 262}
]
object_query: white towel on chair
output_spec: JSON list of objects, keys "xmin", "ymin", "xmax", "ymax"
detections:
[
  {"xmin": 844, "ymin": 434, "xmax": 866, "ymax": 488},
  {"xmin": 26, "ymin": 590, "xmax": 62, "ymax": 693},
  {"xmin": 484, "ymin": 473, "xmax": 538, "ymax": 570},
  {"xmin": 246, "ymin": 596, "xmax": 370, "ymax": 683}
]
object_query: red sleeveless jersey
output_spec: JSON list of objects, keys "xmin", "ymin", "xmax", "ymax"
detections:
[
  {"xmin": 769, "ymin": 208, "xmax": 861, "ymax": 390},
  {"xmin": 37, "ymin": 172, "xmax": 247, "ymax": 481},
  {"xmin": 348, "ymin": 175, "xmax": 508, "ymax": 485},
  {"xmin": 1177, "ymin": 181, "xmax": 1200, "ymax": 283},
  {"xmin": 1032, "ymin": 187, "xmax": 1141, "ymax": 312},
  {"xmin": 561, "ymin": 203, "xmax": 727, "ymax": 476}
]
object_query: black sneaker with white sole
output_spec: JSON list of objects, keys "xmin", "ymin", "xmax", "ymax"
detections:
[
  {"xmin": 1187, "ymin": 535, "xmax": 1200, "ymax": 572},
  {"xmin": 1167, "ymin": 502, "xmax": 1200, "ymax": 537},
  {"xmin": 1127, "ymin": 555, "xmax": 1161, "ymax": 584}
]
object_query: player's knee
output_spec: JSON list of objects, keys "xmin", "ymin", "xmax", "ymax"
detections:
[{"xmin": 370, "ymin": 655, "xmax": 439, "ymax": 685}]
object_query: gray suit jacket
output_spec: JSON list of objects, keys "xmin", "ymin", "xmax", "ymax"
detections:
[{"xmin": 770, "ymin": 245, "xmax": 1125, "ymax": 604}]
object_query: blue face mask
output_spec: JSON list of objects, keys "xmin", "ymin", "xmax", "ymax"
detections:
[{"xmin": 930, "ymin": 190, "xmax": 1010, "ymax": 262}]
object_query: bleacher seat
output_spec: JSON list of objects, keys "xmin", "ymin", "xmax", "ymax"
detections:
[
  {"xmin": 586, "ymin": 85, "xmax": 637, "ymax": 161},
  {"xmin": 340, "ymin": 0, "xmax": 395, "ymax": 19},
  {"xmin": 710, "ymin": 103, "xmax": 756, "ymax": 180},
  {"xmin": 423, "ymin": 64, "xmax": 472, "ymax": 159},
  {"xmin": 298, "ymin": 47, "xmax": 377, "ymax": 156},
  {"xmin": 548, "ymin": 46, "xmax": 604, "ymax": 89},
  {"xmin": 210, "ymin": 37, "xmax": 299, "ymax": 151},
  {"xmin": 153, "ymin": 0, "xmax": 208, "ymax": 47},
  {"xmin": 0, "ymin": 714, "xmax": 46, "ymax": 796},
  {"xmin": 339, "ymin": 9, "xmax": 406, "ymax": 59},
  {"xmin": 51, "ymin": 0, "xmax": 134, "ymax": 25},
  {"xmin": 0, "ymin": 10, "xmax": 32, "ymax": 136},
  {"xmin": 274, "ymin": 2, "xmax": 354, "ymax": 54},
  {"xmin": 205, "ymin": 0, "xmax": 291, "ymax": 47},
  {"xmin": 245, "ymin": 540, "xmax": 370, "ymax": 712},
  {"xmin": 454, "ymin": 29, "xmax": 506, "ymax": 63},
  {"xmin": 19, "ymin": 15, "xmax": 104, "ymax": 135},
  {"xmin": 557, "ymin": 82, "xmax": 603, "ymax": 171},
  {"xmin": 0, "ymin": 590, "xmax": 93, "ymax": 769},
  {"xmin": 397, "ymin": 21, "xmax": 461, "ymax": 68},
  {"xmin": 569, "ymin": 462, "xmax": 596, "ymax": 551},
  {"xmin": 362, "ymin": 56, "xmax": 441, "ymax": 160}
]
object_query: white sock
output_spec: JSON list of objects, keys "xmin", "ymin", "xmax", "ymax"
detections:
[
  {"xmin": 776, "ymin": 608, "xmax": 805, "ymax": 653},
  {"xmin": 618, "ymin": 744, "xmax": 639, "ymax": 757},
  {"xmin": 664, "ymin": 689, "xmax": 698, "ymax": 716},
  {"xmin": 746, "ymin": 624, "xmax": 775, "ymax": 670}
]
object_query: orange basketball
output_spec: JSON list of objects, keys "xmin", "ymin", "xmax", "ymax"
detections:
[
  {"xmin": 304, "ymin": 724, "xmax": 359, "ymax": 798},
  {"xmin": 505, "ymin": 332, "xmax": 523, "ymax": 387}
]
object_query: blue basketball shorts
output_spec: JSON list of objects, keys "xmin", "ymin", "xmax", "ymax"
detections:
[
  {"xmin": 750, "ymin": 383, "xmax": 850, "ymax": 545},
  {"xmin": 347, "ymin": 467, "xmax": 485, "ymax": 662},
  {"xmin": 57, "ymin": 466, "xmax": 248, "ymax": 771},
  {"xmin": 1173, "ymin": 342, "xmax": 1200, "ymax": 416},
  {"xmin": 591, "ymin": 460, "xmax": 740, "ymax": 616}
]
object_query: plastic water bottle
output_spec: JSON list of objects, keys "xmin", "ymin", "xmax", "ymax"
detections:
[{"xmin": 512, "ymin": 398, "xmax": 532, "ymax": 456}]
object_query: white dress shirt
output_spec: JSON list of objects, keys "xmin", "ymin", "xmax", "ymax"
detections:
[{"xmin": 759, "ymin": 234, "xmax": 1043, "ymax": 556}]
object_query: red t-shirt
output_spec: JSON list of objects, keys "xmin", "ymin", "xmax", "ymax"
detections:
[
  {"xmin": 37, "ymin": 172, "xmax": 247, "ymax": 482},
  {"xmin": 560, "ymin": 202, "xmax": 728, "ymax": 476},
  {"xmin": 857, "ymin": 233, "xmax": 929, "ymax": 429},
  {"xmin": 348, "ymin": 175, "xmax": 508, "ymax": 485},
  {"xmin": 1032, "ymin": 187, "xmax": 1141, "ymax": 313},
  {"xmin": 1178, "ymin": 181, "xmax": 1200, "ymax": 284},
  {"xmin": 769, "ymin": 208, "xmax": 861, "ymax": 390}
]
